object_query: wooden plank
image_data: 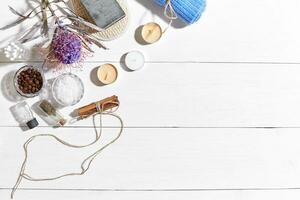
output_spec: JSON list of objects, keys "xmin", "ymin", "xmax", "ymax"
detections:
[
  {"xmin": 2, "ymin": 190, "xmax": 300, "ymax": 200},
  {"xmin": 0, "ymin": 1, "xmax": 299, "ymax": 200},
  {"xmin": 0, "ymin": 0, "xmax": 300, "ymax": 62},
  {"xmin": 1, "ymin": 127, "xmax": 300, "ymax": 191},
  {"xmin": 1, "ymin": 63, "xmax": 300, "ymax": 127}
]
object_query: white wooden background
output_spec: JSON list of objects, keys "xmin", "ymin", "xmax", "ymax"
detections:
[{"xmin": 1, "ymin": 0, "xmax": 300, "ymax": 199}]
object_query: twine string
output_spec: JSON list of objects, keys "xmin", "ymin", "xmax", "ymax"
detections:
[
  {"xmin": 11, "ymin": 100, "xmax": 123, "ymax": 199},
  {"xmin": 163, "ymin": 0, "xmax": 178, "ymax": 33},
  {"xmin": 164, "ymin": 0, "xmax": 178, "ymax": 20}
]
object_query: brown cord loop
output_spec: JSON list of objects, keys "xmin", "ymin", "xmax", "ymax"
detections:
[
  {"xmin": 11, "ymin": 101, "xmax": 123, "ymax": 199},
  {"xmin": 164, "ymin": 0, "xmax": 178, "ymax": 20},
  {"xmin": 162, "ymin": 0, "xmax": 178, "ymax": 33}
]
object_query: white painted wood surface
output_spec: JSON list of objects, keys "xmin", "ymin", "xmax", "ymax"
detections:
[{"xmin": 0, "ymin": 0, "xmax": 300, "ymax": 199}]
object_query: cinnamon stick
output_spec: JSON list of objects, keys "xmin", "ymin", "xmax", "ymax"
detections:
[{"xmin": 77, "ymin": 95, "xmax": 119, "ymax": 119}]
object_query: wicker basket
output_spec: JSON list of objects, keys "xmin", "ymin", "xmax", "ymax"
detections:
[{"xmin": 69, "ymin": 0, "xmax": 129, "ymax": 41}]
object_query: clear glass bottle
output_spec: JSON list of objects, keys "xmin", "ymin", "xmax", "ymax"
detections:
[
  {"xmin": 38, "ymin": 100, "xmax": 67, "ymax": 127},
  {"xmin": 10, "ymin": 101, "xmax": 39, "ymax": 129}
]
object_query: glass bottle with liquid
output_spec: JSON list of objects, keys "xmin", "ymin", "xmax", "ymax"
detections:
[{"xmin": 38, "ymin": 100, "xmax": 67, "ymax": 127}]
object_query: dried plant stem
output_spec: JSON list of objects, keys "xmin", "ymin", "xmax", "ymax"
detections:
[{"xmin": 1, "ymin": 0, "xmax": 107, "ymax": 49}]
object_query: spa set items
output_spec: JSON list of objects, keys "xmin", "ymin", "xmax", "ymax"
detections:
[
  {"xmin": 11, "ymin": 63, "xmax": 124, "ymax": 129},
  {"xmin": 1, "ymin": 0, "xmax": 206, "ymax": 55},
  {"xmin": 11, "ymin": 100, "xmax": 66, "ymax": 129},
  {"xmin": 11, "ymin": 46, "xmax": 146, "ymax": 129},
  {"xmin": 1, "ymin": 0, "xmax": 207, "ymax": 68},
  {"xmin": 1, "ymin": 0, "xmax": 206, "ymax": 198},
  {"xmin": 11, "ymin": 94, "xmax": 119, "ymax": 132}
]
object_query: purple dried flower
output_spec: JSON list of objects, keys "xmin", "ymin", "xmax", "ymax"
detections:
[{"xmin": 52, "ymin": 28, "xmax": 82, "ymax": 64}]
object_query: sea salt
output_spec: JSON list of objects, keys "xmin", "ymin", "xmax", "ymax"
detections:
[{"xmin": 53, "ymin": 74, "xmax": 84, "ymax": 106}]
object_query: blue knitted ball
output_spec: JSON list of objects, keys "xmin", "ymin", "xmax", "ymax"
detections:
[{"xmin": 154, "ymin": 0, "xmax": 206, "ymax": 25}]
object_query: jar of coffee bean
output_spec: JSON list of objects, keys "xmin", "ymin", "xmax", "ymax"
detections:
[{"xmin": 14, "ymin": 65, "xmax": 44, "ymax": 98}]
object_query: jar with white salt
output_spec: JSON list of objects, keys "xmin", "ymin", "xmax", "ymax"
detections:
[{"xmin": 52, "ymin": 73, "xmax": 84, "ymax": 107}]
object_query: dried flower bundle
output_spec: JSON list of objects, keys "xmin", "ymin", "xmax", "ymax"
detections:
[
  {"xmin": 52, "ymin": 27, "xmax": 82, "ymax": 64},
  {"xmin": 41, "ymin": 26, "xmax": 89, "ymax": 70}
]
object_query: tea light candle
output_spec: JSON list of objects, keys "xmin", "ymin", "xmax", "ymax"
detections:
[
  {"xmin": 97, "ymin": 64, "xmax": 118, "ymax": 85},
  {"xmin": 141, "ymin": 22, "xmax": 163, "ymax": 44},
  {"xmin": 124, "ymin": 51, "xmax": 145, "ymax": 71}
]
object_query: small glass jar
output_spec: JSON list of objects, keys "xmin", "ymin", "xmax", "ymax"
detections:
[
  {"xmin": 52, "ymin": 73, "xmax": 84, "ymax": 107},
  {"xmin": 38, "ymin": 100, "xmax": 67, "ymax": 127},
  {"xmin": 10, "ymin": 101, "xmax": 39, "ymax": 129},
  {"xmin": 14, "ymin": 65, "xmax": 45, "ymax": 98}
]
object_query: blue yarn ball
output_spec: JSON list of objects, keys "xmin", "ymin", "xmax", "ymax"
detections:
[{"xmin": 154, "ymin": 0, "xmax": 206, "ymax": 25}]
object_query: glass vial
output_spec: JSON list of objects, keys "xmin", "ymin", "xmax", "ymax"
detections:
[
  {"xmin": 10, "ymin": 101, "xmax": 39, "ymax": 129},
  {"xmin": 38, "ymin": 100, "xmax": 67, "ymax": 127}
]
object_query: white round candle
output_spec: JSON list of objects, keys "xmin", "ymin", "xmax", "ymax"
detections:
[{"xmin": 125, "ymin": 51, "xmax": 145, "ymax": 71}]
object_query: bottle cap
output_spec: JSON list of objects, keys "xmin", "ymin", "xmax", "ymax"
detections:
[{"xmin": 26, "ymin": 118, "xmax": 39, "ymax": 129}]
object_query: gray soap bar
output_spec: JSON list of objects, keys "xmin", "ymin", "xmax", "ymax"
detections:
[{"xmin": 80, "ymin": 0, "xmax": 126, "ymax": 29}]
